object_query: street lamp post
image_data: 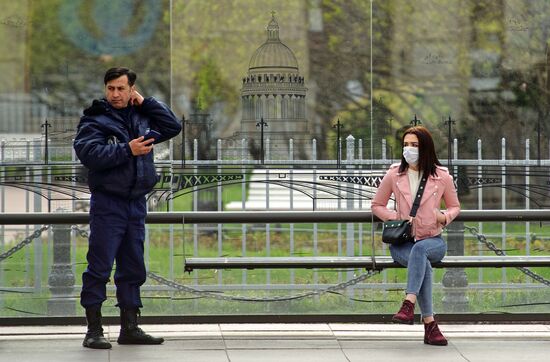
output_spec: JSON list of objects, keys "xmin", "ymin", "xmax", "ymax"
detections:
[
  {"xmin": 410, "ymin": 114, "xmax": 422, "ymax": 126},
  {"xmin": 256, "ymin": 117, "xmax": 268, "ymax": 164},
  {"xmin": 332, "ymin": 118, "xmax": 343, "ymax": 168},
  {"xmin": 181, "ymin": 114, "xmax": 186, "ymax": 168},
  {"xmin": 444, "ymin": 115, "xmax": 456, "ymax": 176},
  {"xmin": 537, "ymin": 115, "xmax": 541, "ymax": 165},
  {"xmin": 387, "ymin": 117, "xmax": 394, "ymax": 160},
  {"xmin": 41, "ymin": 119, "xmax": 51, "ymax": 165}
]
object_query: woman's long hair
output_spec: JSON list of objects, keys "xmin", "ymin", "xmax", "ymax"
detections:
[{"xmin": 398, "ymin": 126, "xmax": 441, "ymax": 176}]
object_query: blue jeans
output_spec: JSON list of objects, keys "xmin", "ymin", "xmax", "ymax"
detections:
[{"xmin": 389, "ymin": 236, "xmax": 446, "ymax": 318}]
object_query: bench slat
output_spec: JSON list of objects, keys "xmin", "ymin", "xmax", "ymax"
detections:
[{"xmin": 184, "ymin": 256, "xmax": 550, "ymax": 272}]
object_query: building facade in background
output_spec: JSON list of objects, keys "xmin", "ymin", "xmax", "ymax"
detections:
[{"xmin": 240, "ymin": 15, "xmax": 308, "ymax": 139}]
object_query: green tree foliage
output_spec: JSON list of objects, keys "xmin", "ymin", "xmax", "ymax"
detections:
[
  {"xmin": 0, "ymin": 1, "xmax": 30, "ymax": 94},
  {"xmin": 171, "ymin": 0, "xmax": 307, "ymax": 137},
  {"xmin": 194, "ymin": 58, "xmax": 237, "ymax": 115},
  {"xmin": 313, "ymin": 0, "xmax": 550, "ymax": 160},
  {"xmin": 25, "ymin": 0, "xmax": 171, "ymax": 119},
  {"xmin": 2, "ymin": 0, "xmax": 549, "ymax": 161}
]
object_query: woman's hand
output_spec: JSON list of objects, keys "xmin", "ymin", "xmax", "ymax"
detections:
[{"xmin": 436, "ymin": 211, "xmax": 446, "ymax": 225}]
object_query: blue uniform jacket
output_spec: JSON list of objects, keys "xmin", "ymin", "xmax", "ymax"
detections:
[{"xmin": 73, "ymin": 97, "xmax": 182, "ymax": 199}]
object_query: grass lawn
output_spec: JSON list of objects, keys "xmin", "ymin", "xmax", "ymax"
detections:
[
  {"xmin": 1, "ymin": 169, "xmax": 549, "ymax": 317},
  {"xmin": 1, "ymin": 221, "xmax": 549, "ymax": 317}
]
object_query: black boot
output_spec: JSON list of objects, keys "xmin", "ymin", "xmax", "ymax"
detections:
[
  {"xmin": 83, "ymin": 305, "xmax": 112, "ymax": 349},
  {"xmin": 117, "ymin": 307, "xmax": 164, "ymax": 345}
]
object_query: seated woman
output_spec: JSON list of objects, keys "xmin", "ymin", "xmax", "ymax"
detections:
[{"xmin": 372, "ymin": 126, "xmax": 460, "ymax": 346}]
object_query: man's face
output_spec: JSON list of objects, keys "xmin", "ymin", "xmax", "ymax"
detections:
[{"xmin": 105, "ymin": 75, "xmax": 134, "ymax": 109}]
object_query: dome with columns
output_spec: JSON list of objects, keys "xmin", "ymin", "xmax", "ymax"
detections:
[
  {"xmin": 240, "ymin": 14, "xmax": 307, "ymax": 138},
  {"xmin": 248, "ymin": 17, "xmax": 298, "ymax": 71}
]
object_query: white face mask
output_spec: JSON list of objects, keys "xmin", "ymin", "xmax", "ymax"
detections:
[{"xmin": 403, "ymin": 146, "xmax": 419, "ymax": 166}]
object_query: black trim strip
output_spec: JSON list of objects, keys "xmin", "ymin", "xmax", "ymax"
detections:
[{"xmin": 1, "ymin": 313, "xmax": 549, "ymax": 326}]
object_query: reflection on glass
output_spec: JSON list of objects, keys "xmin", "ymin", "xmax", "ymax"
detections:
[{"xmin": 0, "ymin": 0, "xmax": 549, "ymax": 318}]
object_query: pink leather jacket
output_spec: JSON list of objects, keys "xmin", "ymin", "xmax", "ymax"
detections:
[{"xmin": 372, "ymin": 163, "xmax": 460, "ymax": 241}]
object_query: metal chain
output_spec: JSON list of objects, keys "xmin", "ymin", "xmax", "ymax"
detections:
[
  {"xmin": 75, "ymin": 225, "xmax": 381, "ymax": 302},
  {"xmin": 0, "ymin": 225, "xmax": 50, "ymax": 262},
  {"xmin": 71, "ymin": 225, "xmax": 90, "ymax": 238},
  {"xmin": 464, "ymin": 225, "xmax": 550, "ymax": 287},
  {"xmin": 7, "ymin": 223, "xmax": 547, "ymax": 301},
  {"xmin": 147, "ymin": 269, "xmax": 380, "ymax": 302}
]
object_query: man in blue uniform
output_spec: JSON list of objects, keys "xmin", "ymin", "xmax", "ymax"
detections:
[{"xmin": 74, "ymin": 67, "xmax": 181, "ymax": 349}]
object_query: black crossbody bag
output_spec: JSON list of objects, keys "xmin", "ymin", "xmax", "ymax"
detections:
[{"xmin": 381, "ymin": 175, "xmax": 428, "ymax": 245}]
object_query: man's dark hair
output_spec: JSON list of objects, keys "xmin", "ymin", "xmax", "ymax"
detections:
[{"xmin": 104, "ymin": 67, "xmax": 137, "ymax": 86}]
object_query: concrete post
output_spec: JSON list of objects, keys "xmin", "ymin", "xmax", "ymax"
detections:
[
  {"xmin": 441, "ymin": 220, "xmax": 469, "ymax": 312},
  {"xmin": 47, "ymin": 208, "xmax": 75, "ymax": 316},
  {"xmin": 442, "ymin": 143, "xmax": 469, "ymax": 312},
  {"xmin": 345, "ymin": 135, "xmax": 355, "ymax": 292},
  {"xmin": 346, "ymin": 135, "xmax": 355, "ymax": 162}
]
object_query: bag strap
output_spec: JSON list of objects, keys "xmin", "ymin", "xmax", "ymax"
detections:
[{"xmin": 409, "ymin": 174, "xmax": 428, "ymax": 217}]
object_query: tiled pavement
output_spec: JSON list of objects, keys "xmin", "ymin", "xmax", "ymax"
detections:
[{"xmin": 0, "ymin": 323, "xmax": 549, "ymax": 362}]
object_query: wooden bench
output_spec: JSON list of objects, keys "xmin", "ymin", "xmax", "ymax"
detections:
[{"xmin": 184, "ymin": 255, "xmax": 550, "ymax": 272}]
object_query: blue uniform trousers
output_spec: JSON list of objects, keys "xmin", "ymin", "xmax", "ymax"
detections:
[{"xmin": 80, "ymin": 191, "xmax": 147, "ymax": 309}]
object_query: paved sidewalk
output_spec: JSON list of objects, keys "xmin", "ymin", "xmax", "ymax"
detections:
[{"xmin": 0, "ymin": 323, "xmax": 549, "ymax": 362}]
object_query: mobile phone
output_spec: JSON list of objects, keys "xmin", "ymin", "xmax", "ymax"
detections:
[{"xmin": 143, "ymin": 129, "xmax": 161, "ymax": 141}]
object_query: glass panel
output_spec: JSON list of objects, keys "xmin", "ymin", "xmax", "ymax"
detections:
[{"xmin": 0, "ymin": 0, "xmax": 549, "ymax": 319}]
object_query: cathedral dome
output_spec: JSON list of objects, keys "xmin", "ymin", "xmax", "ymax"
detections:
[{"xmin": 248, "ymin": 15, "xmax": 299, "ymax": 71}]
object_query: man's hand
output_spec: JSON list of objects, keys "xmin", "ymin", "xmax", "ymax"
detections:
[
  {"xmin": 129, "ymin": 89, "xmax": 144, "ymax": 106},
  {"xmin": 128, "ymin": 136, "xmax": 154, "ymax": 156}
]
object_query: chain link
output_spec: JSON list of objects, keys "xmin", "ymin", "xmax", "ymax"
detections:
[
  {"xmin": 147, "ymin": 269, "xmax": 380, "ymax": 302},
  {"xmin": 464, "ymin": 225, "xmax": 550, "ymax": 287},
  {"xmin": 17, "ymin": 224, "xmax": 546, "ymax": 300},
  {"xmin": 71, "ymin": 226, "xmax": 381, "ymax": 302},
  {"xmin": 0, "ymin": 225, "xmax": 50, "ymax": 262},
  {"xmin": 4, "ymin": 222, "xmax": 546, "ymax": 303},
  {"xmin": 71, "ymin": 225, "xmax": 90, "ymax": 238}
]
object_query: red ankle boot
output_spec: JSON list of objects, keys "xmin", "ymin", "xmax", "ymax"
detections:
[
  {"xmin": 392, "ymin": 300, "xmax": 415, "ymax": 324},
  {"xmin": 424, "ymin": 321, "xmax": 447, "ymax": 346}
]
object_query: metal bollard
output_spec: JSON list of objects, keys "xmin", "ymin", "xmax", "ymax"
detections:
[
  {"xmin": 441, "ymin": 220, "xmax": 469, "ymax": 312},
  {"xmin": 47, "ymin": 208, "xmax": 75, "ymax": 316}
]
